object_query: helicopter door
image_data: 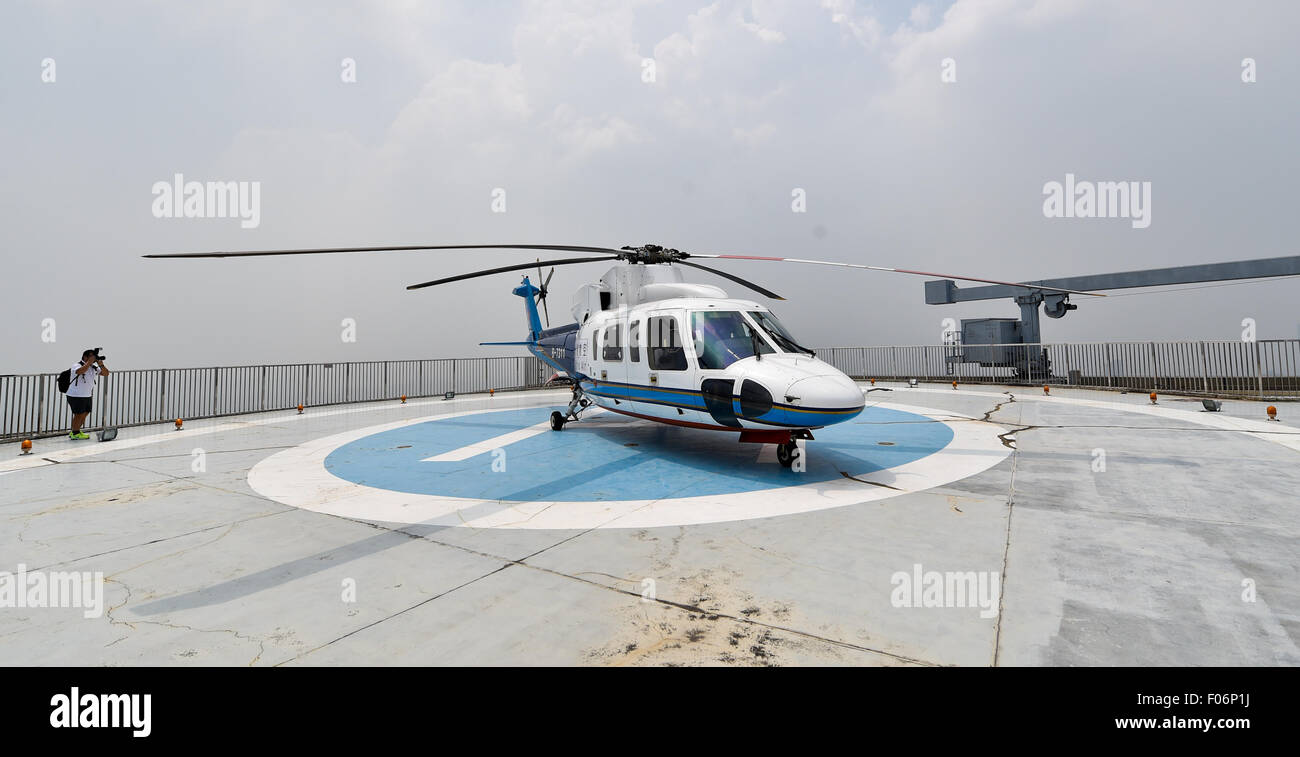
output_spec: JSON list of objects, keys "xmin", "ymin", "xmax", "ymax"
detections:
[
  {"xmin": 643, "ymin": 311, "xmax": 692, "ymax": 422},
  {"xmin": 598, "ymin": 318, "xmax": 627, "ymax": 406},
  {"xmin": 689, "ymin": 311, "xmax": 747, "ymax": 428},
  {"xmin": 624, "ymin": 315, "xmax": 648, "ymax": 413}
]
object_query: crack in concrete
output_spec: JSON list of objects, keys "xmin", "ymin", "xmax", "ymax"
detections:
[
  {"xmin": 282, "ymin": 562, "xmax": 517, "ymax": 665},
  {"xmin": 27, "ymin": 509, "xmax": 292, "ymax": 574},
  {"xmin": 48, "ymin": 445, "xmax": 295, "ymax": 464},
  {"xmin": 277, "ymin": 510, "xmax": 939, "ymax": 667},
  {"xmin": 730, "ymin": 535, "xmax": 853, "ymax": 579},
  {"xmin": 544, "ymin": 566, "xmax": 936, "ymax": 666},
  {"xmin": 105, "ymin": 577, "xmax": 268, "ymax": 666},
  {"xmin": 990, "ymin": 398, "xmax": 1023, "ymax": 667},
  {"xmin": 976, "ymin": 394, "xmax": 1037, "ymax": 450},
  {"xmin": 838, "ymin": 471, "xmax": 904, "ymax": 490}
]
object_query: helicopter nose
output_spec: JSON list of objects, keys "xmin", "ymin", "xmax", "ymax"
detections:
[{"xmin": 784, "ymin": 373, "xmax": 865, "ymax": 425}]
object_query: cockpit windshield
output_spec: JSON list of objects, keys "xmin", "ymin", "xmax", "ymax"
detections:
[
  {"xmin": 690, "ymin": 311, "xmax": 773, "ymax": 369},
  {"xmin": 748, "ymin": 311, "xmax": 813, "ymax": 356}
]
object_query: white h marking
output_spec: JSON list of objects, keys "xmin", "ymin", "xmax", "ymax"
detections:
[{"xmin": 421, "ymin": 421, "xmax": 554, "ymax": 462}]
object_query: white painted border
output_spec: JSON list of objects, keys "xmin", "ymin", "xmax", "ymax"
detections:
[
  {"xmin": 246, "ymin": 399, "xmax": 1012, "ymax": 530},
  {"xmin": 898, "ymin": 386, "xmax": 1300, "ymax": 454},
  {"xmin": 0, "ymin": 391, "xmax": 564, "ymax": 475}
]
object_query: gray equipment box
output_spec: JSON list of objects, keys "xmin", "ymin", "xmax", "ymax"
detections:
[{"xmin": 960, "ymin": 318, "xmax": 1023, "ymax": 366}]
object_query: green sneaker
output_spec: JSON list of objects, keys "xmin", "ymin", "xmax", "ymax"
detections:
[{"xmin": 70, "ymin": 432, "xmax": 90, "ymax": 440}]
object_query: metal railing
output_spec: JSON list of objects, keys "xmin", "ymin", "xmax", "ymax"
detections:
[
  {"xmin": 4, "ymin": 340, "xmax": 1297, "ymax": 441},
  {"xmin": 1, "ymin": 357, "xmax": 551, "ymax": 442},
  {"xmin": 815, "ymin": 340, "xmax": 1300, "ymax": 399}
]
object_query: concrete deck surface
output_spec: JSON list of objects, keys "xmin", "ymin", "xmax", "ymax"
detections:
[{"xmin": 1, "ymin": 383, "xmax": 1296, "ymax": 666}]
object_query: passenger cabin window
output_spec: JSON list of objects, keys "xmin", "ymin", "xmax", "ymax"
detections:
[
  {"xmin": 602, "ymin": 323, "xmax": 623, "ymax": 361},
  {"xmin": 691, "ymin": 311, "xmax": 773, "ymax": 370},
  {"xmin": 628, "ymin": 320, "xmax": 641, "ymax": 363},
  {"xmin": 648, "ymin": 315, "xmax": 687, "ymax": 371},
  {"xmin": 591, "ymin": 331, "xmax": 599, "ymax": 361}
]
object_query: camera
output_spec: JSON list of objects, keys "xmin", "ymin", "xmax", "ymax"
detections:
[{"xmin": 90, "ymin": 347, "xmax": 106, "ymax": 361}]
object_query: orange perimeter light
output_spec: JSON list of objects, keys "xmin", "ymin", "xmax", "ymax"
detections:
[
  {"xmin": 952, "ymin": 380, "xmax": 958, "ymax": 390},
  {"xmin": 1149, "ymin": 392, "xmax": 1158, "ymax": 404},
  {"xmin": 20, "ymin": 439, "xmax": 33, "ymax": 454},
  {"xmin": 869, "ymin": 378, "xmax": 875, "ymax": 386},
  {"xmin": 400, "ymin": 395, "xmax": 407, "ymax": 404},
  {"xmin": 297, "ymin": 404, "xmax": 304, "ymax": 414},
  {"xmin": 175, "ymin": 418, "xmax": 183, "ymax": 430},
  {"xmin": 1267, "ymin": 405, "xmax": 1278, "ymax": 421},
  {"xmin": 489, "ymin": 389, "xmax": 495, "ymax": 397},
  {"xmin": 1043, "ymin": 385, "xmax": 1050, "ymax": 395}
]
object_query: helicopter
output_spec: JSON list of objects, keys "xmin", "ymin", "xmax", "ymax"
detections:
[{"xmin": 145, "ymin": 243, "xmax": 1100, "ymax": 467}]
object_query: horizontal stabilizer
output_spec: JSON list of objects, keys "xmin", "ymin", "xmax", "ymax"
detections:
[{"xmin": 479, "ymin": 340, "xmax": 537, "ymax": 346}]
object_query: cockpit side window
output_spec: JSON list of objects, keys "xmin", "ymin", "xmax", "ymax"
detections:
[
  {"xmin": 748, "ymin": 310, "xmax": 810, "ymax": 356},
  {"xmin": 690, "ymin": 311, "xmax": 773, "ymax": 370}
]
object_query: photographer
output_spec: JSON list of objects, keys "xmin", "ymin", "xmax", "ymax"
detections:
[{"xmin": 67, "ymin": 349, "xmax": 109, "ymax": 440}]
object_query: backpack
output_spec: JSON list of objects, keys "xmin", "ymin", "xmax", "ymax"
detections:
[{"xmin": 57, "ymin": 368, "xmax": 72, "ymax": 393}]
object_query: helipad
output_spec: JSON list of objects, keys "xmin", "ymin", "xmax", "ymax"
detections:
[
  {"xmin": 247, "ymin": 401, "xmax": 1009, "ymax": 529},
  {"xmin": 2, "ymin": 383, "xmax": 1298, "ymax": 666}
]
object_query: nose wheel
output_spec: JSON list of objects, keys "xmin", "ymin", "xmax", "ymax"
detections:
[
  {"xmin": 550, "ymin": 411, "xmax": 566, "ymax": 431},
  {"xmin": 776, "ymin": 441, "xmax": 800, "ymax": 468}
]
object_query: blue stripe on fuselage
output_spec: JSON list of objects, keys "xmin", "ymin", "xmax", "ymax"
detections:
[{"xmin": 580, "ymin": 379, "xmax": 863, "ymax": 428}]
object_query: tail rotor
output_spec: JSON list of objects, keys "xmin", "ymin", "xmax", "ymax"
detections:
[{"xmin": 534, "ymin": 259, "xmax": 555, "ymax": 327}]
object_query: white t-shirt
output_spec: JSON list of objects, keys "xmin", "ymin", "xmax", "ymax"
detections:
[{"xmin": 67, "ymin": 362, "xmax": 100, "ymax": 398}]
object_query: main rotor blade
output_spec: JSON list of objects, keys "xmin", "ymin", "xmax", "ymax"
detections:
[
  {"xmin": 691, "ymin": 254, "xmax": 1105, "ymax": 297},
  {"xmin": 676, "ymin": 260, "xmax": 785, "ymax": 301},
  {"xmin": 144, "ymin": 244, "xmax": 624, "ymax": 259},
  {"xmin": 406, "ymin": 256, "xmax": 611, "ymax": 290}
]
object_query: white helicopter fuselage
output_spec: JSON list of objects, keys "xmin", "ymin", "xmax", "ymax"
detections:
[{"xmin": 530, "ymin": 264, "xmax": 865, "ymax": 437}]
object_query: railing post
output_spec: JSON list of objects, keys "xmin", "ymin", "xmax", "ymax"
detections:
[
  {"xmin": 1256, "ymin": 341, "xmax": 1264, "ymax": 399},
  {"xmin": 212, "ymin": 368, "xmax": 219, "ymax": 416},
  {"xmin": 1199, "ymin": 342, "xmax": 1209, "ymax": 393},
  {"xmin": 36, "ymin": 379, "xmax": 46, "ymax": 435},
  {"xmin": 1150, "ymin": 342, "xmax": 1158, "ymax": 391},
  {"xmin": 260, "ymin": 365, "xmax": 266, "ymax": 411}
]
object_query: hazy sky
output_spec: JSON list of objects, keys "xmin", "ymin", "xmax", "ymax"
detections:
[{"xmin": 3, "ymin": 0, "xmax": 1298, "ymax": 373}]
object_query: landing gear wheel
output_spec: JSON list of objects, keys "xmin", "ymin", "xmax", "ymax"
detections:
[
  {"xmin": 777, "ymin": 441, "xmax": 799, "ymax": 468},
  {"xmin": 550, "ymin": 411, "xmax": 566, "ymax": 431}
]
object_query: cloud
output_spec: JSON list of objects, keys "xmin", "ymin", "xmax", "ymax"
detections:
[{"xmin": 3, "ymin": 0, "xmax": 1299, "ymax": 373}]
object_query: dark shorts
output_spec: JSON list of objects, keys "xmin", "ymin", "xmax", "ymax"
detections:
[{"xmin": 67, "ymin": 395, "xmax": 93, "ymax": 415}]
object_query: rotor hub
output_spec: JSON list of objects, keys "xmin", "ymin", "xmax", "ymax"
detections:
[{"xmin": 619, "ymin": 244, "xmax": 686, "ymax": 265}]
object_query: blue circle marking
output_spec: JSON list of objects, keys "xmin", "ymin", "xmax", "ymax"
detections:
[{"xmin": 324, "ymin": 406, "xmax": 953, "ymax": 502}]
